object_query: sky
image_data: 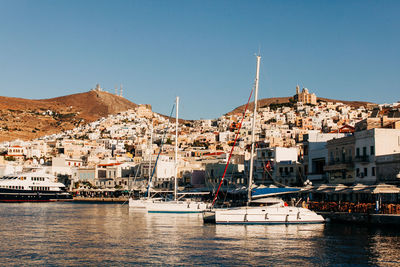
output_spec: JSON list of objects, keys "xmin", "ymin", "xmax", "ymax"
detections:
[{"xmin": 0, "ymin": 0, "xmax": 399, "ymax": 120}]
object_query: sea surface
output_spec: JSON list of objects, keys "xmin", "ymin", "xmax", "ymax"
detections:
[{"xmin": 0, "ymin": 202, "xmax": 399, "ymax": 266}]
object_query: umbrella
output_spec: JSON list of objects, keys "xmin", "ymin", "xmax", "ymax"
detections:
[{"xmin": 334, "ymin": 184, "xmax": 351, "ymax": 194}]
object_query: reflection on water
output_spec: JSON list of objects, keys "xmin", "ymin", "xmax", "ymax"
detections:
[{"xmin": 0, "ymin": 203, "xmax": 399, "ymax": 266}]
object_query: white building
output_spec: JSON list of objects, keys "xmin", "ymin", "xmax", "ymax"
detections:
[
  {"xmin": 304, "ymin": 131, "xmax": 347, "ymax": 182},
  {"xmin": 354, "ymin": 128, "xmax": 400, "ymax": 184}
]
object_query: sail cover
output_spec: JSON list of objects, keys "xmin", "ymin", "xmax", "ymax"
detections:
[{"xmin": 251, "ymin": 187, "xmax": 301, "ymax": 199}]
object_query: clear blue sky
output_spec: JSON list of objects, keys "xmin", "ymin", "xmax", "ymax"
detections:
[{"xmin": 0, "ymin": 0, "xmax": 399, "ymax": 120}]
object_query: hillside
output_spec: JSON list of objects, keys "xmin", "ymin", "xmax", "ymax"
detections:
[
  {"xmin": 0, "ymin": 90, "xmax": 138, "ymax": 142},
  {"xmin": 228, "ymin": 96, "xmax": 374, "ymax": 115}
]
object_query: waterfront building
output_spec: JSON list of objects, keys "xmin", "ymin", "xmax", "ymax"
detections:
[
  {"xmin": 354, "ymin": 128, "xmax": 400, "ymax": 184},
  {"xmin": 325, "ymin": 135, "xmax": 356, "ymax": 184},
  {"xmin": 249, "ymin": 147, "xmax": 302, "ymax": 186},
  {"xmin": 205, "ymin": 162, "xmax": 245, "ymax": 187},
  {"xmin": 302, "ymin": 131, "xmax": 347, "ymax": 183},
  {"xmin": 140, "ymin": 154, "xmax": 175, "ymax": 188},
  {"xmin": 375, "ymin": 153, "xmax": 400, "ymax": 184}
]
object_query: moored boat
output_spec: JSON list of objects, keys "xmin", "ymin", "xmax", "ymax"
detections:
[
  {"xmin": 212, "ymin": 197, "xmax": 324, "ymax": 224},
  {"xmin": 129, "ymin": 97, "xmax": 209, "ymax": 213},
  {"xmin": 204, "ymin": 55, "xmax": 324, "ymax": 224},
  {"xmin": 0, "ymin": 169, "xmax": 72, "ymax": 202}
]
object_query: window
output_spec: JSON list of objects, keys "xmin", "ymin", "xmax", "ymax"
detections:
[
  {"xmin": 356, "ymin": 148, "xmax": 360, "ymax": 157},
  {"xmin": 372, "ymin": 167, "xmax": 375, "ymax": 176},
  {"xmin": 290, "ymin": 167, "xmax": 293, "ymax": 173},
  {"xmin": 364, "ymin": 168, "xmax": 368, "ymax": 177},
  {"xmin": 362, "ymin": 147, "xmax": 367, "ymax": 156},
  {"xmin": 356, "ymin": 168, "xmax": 360, "ymax": 176},
  {"xmin": 370, "ymin": 146, "xmax": 374, "ymax": 155}
]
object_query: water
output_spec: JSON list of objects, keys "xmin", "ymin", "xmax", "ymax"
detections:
[{"xmin": 0, "ymin": 203, "xmax": 399, "ymax": 266}]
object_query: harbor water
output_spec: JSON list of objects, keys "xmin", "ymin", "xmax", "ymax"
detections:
[{"xmin": 0, "ymin": 203, "xmax": 400, "ymax": 266}]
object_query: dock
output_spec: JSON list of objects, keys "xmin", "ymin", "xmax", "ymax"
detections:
[
  {"xmin": 73, "ymin": 196, "xmax": 128, "ymax": 203},
  {"xmin": 318, "ymin": 211, "xmax": 400, "ymax": 225}
]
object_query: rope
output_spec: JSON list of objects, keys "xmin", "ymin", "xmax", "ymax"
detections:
[{"xmin": 211, "ymin": 87, "xmax": 254, "ymax": 207}]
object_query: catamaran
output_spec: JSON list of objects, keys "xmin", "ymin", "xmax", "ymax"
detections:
[
  {"xmin": 129, "ymin": 97, "xmax": 209, "ymax": 213},
  {"xmin": 203, "ymin": 55, "xmax": 324, "ymax": 224}
]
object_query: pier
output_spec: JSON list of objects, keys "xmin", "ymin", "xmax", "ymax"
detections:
[
  {"xmin": 73, "ymin": 196, "xmax": 128, "ymax": 203},
  {"xmin": 319, "ymin": 211, "xmax": 400, "ymax": 225}
]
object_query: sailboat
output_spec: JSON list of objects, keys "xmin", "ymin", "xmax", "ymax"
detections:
[
  {"xmin": 203, "ymin": 55, "xmax": 324, "ymax": 224},
  {"xmin": 129, "ymin": 97, "xmax": 209, "ymax": 213}
]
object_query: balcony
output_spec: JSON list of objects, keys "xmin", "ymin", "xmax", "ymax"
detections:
[
  {"xmin": 354, "ymin": 155, "xmax": 370, "ymax": 163},
  {"xmin": 324, "ymin": 159, "xmax": 354, "ymax": 171}
]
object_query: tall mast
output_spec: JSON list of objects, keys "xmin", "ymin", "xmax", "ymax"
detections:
[
  {"xmin": 174, "ymin": 96, "xmax": 179, "ymax": 201},
  {"xmin": 248, "ymin": 55, "xmax": 261, "ymax": 203},
  {"xmin": 148, "ymin": 121, "xmax": 153, "ymax": 199}
]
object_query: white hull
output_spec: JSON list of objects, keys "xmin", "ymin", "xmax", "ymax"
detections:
[
  {"xmin": 128, "ymin": 198, "xmax": 151, "ymax": 209},
  {"xmin": 214, "ymin": 206, "xmax": 324, "ymax": 224},
  {"xmin": 129, "ymin": 198, "xmax": 209, "ymax": 213}
]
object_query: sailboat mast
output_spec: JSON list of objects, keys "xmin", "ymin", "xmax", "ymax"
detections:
[
  {"xmin": 174, "ymin": 96, "xmax": 179, "ymax": 201},
  {"xmin": 148, "ymin": 121, "xmax": 153, "ymax": 199},
  {"xmin": 248, "ymin": 55, "xmax": 261, "ymax": 203}
]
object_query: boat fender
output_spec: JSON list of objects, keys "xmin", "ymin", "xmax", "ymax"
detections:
[{"xmin": 297, "ymin": 212, "xmax": 301, "ymax": 220}]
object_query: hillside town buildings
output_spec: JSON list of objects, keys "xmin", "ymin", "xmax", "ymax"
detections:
[{"xmin": 0, "ymin": 90, "xmax": 399, "ymax": 192}]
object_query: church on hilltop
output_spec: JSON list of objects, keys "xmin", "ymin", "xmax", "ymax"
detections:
[{"xmin": 294, "ymin": 85, "xmax": 317, "ymax": 105}]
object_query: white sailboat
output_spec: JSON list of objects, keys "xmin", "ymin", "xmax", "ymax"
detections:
[
  {"xmin": 204, "ymin": 55, "xmax": 324, "ymax": 224},
  {"xmin": 129, "ymin": 97, "xmax": 209, "ymax": 213}
]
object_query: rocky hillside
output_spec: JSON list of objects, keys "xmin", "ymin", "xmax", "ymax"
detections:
[{"xmin": 0, "ymin": 90, "xmax": 138, "ymax": 141}]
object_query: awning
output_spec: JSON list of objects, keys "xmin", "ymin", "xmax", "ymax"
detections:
[{"xmin": 372, "ymin": 184, "xmax": 400, "ymax": 194}]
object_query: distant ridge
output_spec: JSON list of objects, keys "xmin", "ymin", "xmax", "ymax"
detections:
[
  {"xmin": 227, "ymin": 96, "xmax": 374, "ymax": 115},
  {"xmin": 47, "ymin": 90, "xmax": 138, "ymax": 121},
  {"xmin": 0, "ymin": 90, "xmax": 138, "ymax": 142}
]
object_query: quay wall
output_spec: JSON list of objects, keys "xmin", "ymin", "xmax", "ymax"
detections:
[
  {"xmin": 73, "ymin": 196, "xmax": 128, "ymax": 203},
  {"xmin": 318, "ymin": 212, "xmax": 400, "ymax": 225}
]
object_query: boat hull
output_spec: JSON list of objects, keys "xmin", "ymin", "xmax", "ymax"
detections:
[
  {"xmin": 0, "ymin": 189, "xmax": 72, "ymax": 202},
  {"xmin": 214, "ymin": 206, "xmax": 325, "ymax": 224},
  {"xmin": 129, "ymin": 198, "xmax": 209, "ymax": 213}
]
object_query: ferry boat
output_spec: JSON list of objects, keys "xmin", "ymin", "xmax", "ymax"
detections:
[{"xmin": 0, "ymin": 169, "xmax": 72, "ymax": 202}]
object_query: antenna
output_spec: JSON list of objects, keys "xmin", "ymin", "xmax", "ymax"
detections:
[
  {"xmin": 115, "ymin": 85, "xmax": 118, "ymax": 95},
  {"xmin": 120, "ymin": 84, "xmax": 123, "ymax": 97}
]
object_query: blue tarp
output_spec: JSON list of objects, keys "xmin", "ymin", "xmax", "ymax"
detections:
[{"xmin": 251, "ymin": 187, "xmax": 301, "ymax": 199}]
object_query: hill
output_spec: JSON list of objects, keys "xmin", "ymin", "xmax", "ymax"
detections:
[
  {"xmin": 228, "ymin": 96, "xmax": 373, "ymax": 115},
  {"xmin": 0, "ymin": 90, "xmax": 138, "ymax": 142}
]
